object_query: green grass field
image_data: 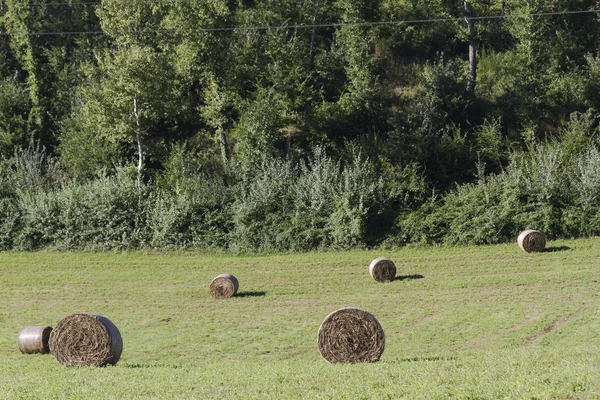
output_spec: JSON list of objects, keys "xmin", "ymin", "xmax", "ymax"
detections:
[{"xmin": 1, "ymin": 238, "xmax": 599, "ymax": 399}]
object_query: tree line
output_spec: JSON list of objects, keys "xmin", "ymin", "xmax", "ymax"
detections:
[{"xmin": 1, "ymin": 0, "xmax": 600, "ymax": 251}]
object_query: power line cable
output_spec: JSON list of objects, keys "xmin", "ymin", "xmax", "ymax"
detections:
[
  {"xmin": 20, "ymin": 0, "xmax": 221, "ymax": 6},
  {"xmin": 0, "ymin": 8, "xmax": 599, "ymax": 36},
  {"xmin": 25, "ymin": 1, "xmax": 101, "ymax": 5}
]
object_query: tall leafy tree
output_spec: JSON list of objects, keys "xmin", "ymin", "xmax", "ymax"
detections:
[
  {"xmin": 1, "ymin": 0, "xmax": 103, "ymax": 149},
  {"xmin": 74, "ymin": 45, "xmax": 182, "ymax": 185}
]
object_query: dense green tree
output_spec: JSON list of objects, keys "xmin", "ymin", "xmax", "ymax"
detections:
[
  {"xmin": 1, "ymin": 0, "xmax": 103, "ymax": 150},
  {"xmin": 66, "ymin": 45, "xmax": 182, "ymax": 185},
  {"xmin": 0, "ymin": 78, "xmax": 30, "ymax": 157},
  {"xmin": 3, "ymin": 0, "xmax": 600, "ymax": 251}
]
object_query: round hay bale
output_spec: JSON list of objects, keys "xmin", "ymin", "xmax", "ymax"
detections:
[
  {"xmin": 317, "ymin": 307, "xmax": 385, "ymax": 364},
  {"xmin": 369, "ymin": 257, "xmax": 396, "ymax": 282},
  {"xmin": 517, "ymin": 229, "xmax": 546, "ymax": 252},
  {"xmin": 18, "ymin": 326, "xmax": 52, "ymax": 354},
  {"xmin": 210, "ymin": 274, "xmax": 239, "ymax": 299},
  {"xmin": 49, "ymin": 313, "xmax": 122, "ymax": 367}
]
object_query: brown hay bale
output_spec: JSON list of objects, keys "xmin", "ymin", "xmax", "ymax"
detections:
[
  {"xmin": 210, "ymin": 274, "xmax": 239, "ymax": 299},
  {"xmin": 18, "ymin": 326, "xmax": 52, "ymax": 354},
  {"xmin": 49, "ymin": 313, "xmax": 122, "ymax": 367},
  {"xmin": 517, "ymin": 229, "xmax": 546, "ymax": 252},
  {"xmin": 369, "ymin": 257, "xmax": 396, "ymax": 282},
  {"xmin": 317, "ymin": 307, "xmax": 385, "ymax": 364}
]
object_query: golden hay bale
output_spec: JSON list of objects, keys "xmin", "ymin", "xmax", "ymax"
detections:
[
  {"xmin": 18, "ymin": 326, "xmax": 52, "ymax": 354},
  {"xmin": 517, "ymin": 229, "xmax": 546, "ymax": 252},
  {"xmin": 49, "ymin": 314, "xmax": 122, "ymax": 367},
  {"xmin": 369, "ymin": 257, "xmax": 397, "ymax": 282},
  {"xmin": 210, "ymin": 274, "xmax": 239, "ymax": 299},
  {"xmin": 317, "ymin": 307, "xmax": 385, "ymax": 364}
]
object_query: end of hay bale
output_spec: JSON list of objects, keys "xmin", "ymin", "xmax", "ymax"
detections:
[
  {"xmin": 18, "ymin": 326, "xmax": 53, "ymax": 354},
  {"xmin": 210, "ymin": 274, "xmax": 239, "ymax": 299},
  {"xmin": 49, "ymin": 313, "xmax": 122, "ymax": 367},
  {"xmin": 369, "ymin": 257, "xmax": 396, "ymax": 282},
  {"xmin": 517, "ymin": 229, "xmax": 546, "ymax": 253},
  {"xmin": 317, "ymin": 307, "xmax": 385, "ymax": 364}
]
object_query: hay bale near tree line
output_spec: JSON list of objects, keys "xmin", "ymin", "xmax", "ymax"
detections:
[
  {"xmin": 517, "ymin": 229, "xmax": 546, "ymax": 252},
  {"xmin": 369, "ymin": 257, "xmax": 396, "ymax": 282},
  {"xmin": 317, "ymin": 307, "xmax": 385, "ymax": 364},
  {"xmin": 49, "ymin": 313, "xmax": 122, "ymax": 367},
  {"xmin": 210, "ymin": 274, "xmax": 239, "ymax": 299},
  {"xmin": 18, "ymin": 326, "xmax": 53, "ymax": 354}
]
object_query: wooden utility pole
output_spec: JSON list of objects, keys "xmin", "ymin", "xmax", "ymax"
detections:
[
  {"xmin": 464, "ymin": 1, "xmax": 477, "ymax": 93},
  {"xmin": 309, "ymin": 0, "xmax": 320, "ymax": 66}
]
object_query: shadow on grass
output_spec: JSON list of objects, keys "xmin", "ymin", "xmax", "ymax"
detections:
[
  {"xmin": 235, "ymin": 291, "xmax": 267, "ymax": 298},
  {"xmin": 543, "ymin": 246, "xmax": 571, "ymax": 252},
  {"xmin": 394, "ymin": 274, "xmax": 424, "ymax": 281},
  {"xmin": 401, "ymin": 356, "xmax": 456, "ymax": 363},
  {"xmin": 124, "ymin": 363, "xmax": 183, "ymax": 369}
]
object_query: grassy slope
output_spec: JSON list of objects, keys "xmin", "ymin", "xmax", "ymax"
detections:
[{"xmin": 0, "ymin": 239, "xmax": 599, "ymax": 399}]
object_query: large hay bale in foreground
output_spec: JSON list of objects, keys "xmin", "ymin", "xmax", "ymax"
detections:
[
  {"xmin": 210, "ymin": 274, "xmax": 239, "ymax": 299},
  {"xmin": 18, "ymin": 326, "xmax": 52, "ymax": 354},
  {"xmin": 369, "ymin": 257, "xmax": 396, "ymax": 282},
  {"xmin": 49, "ymin": 314, "xmax": 122, "ymax": 367},
  {"xmin": 517, "ymin": 229, "xmax": 546, "ymax": 252},
  {"xmin": 317, "ymin": 307, "xmax": 385, "ymax": 364}
]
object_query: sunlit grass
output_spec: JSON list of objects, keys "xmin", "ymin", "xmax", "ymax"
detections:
[{"xmin": 1, "ymin": 238, "xmax": 599, "ymax": 398}]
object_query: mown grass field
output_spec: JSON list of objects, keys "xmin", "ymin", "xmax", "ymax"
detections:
[{"xmin": 1, "ymin": 238, "xmax": 599, "ymax": 399}]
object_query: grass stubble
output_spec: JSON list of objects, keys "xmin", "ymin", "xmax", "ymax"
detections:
[{"xmin": 0, "ymin": 238, "xmax": 599, "ymax": 398}]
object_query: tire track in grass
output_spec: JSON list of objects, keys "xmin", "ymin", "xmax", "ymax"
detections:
[{"xmin": 520, "ymin": 315, "xmax": 579, "ymax": 346}]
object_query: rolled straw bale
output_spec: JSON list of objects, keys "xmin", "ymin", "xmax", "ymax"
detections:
[
  {"xmin": 369, "ymin": 257, "xmax": 396, "ymax": 282},
  {"xmin": 210, "ymin": 274, "xmax": 239, "ymax": 299},
  {"xmin": 517, "ymin": 229, "xmax": 546, "ymax": 252},
  {"xmin": 317, "ymin": 307, "xmax": 385, "ymax": 364},
  {"xmin": 18, "ymin": 326, "xmax": 52, "ymax": 354},
  {"xmin": 49, "ymin": 313, "xmax": 122, "ymax": 367}
]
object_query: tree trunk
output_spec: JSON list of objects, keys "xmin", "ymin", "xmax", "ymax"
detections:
[
  {"xmin": 218, "ymin": 126, "xmax": 229, "ymax": 173},
  {"xmin": 133, "ymin": 96, "xmax": 143, "ymax": 187},
  {"xmin": 464, "ymin": 1, "xmax": 477, "ymax": 93}
]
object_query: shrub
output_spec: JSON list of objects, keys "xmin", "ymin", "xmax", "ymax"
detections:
[
  {"xmin": 0, "ymin": 197, "xmax": 19, "ymax": 250},
  {"xmin": 230, "ymin": 147, "xmax": 390, "ymax": 252},
  {"xmin": 13, "ymin": 190, "xmax": 63, "ymax": 250},
  {"xmin": 229, "ymin": 156, "xmax": 297, "ymax": 252},
  {"xmin": 147, "ymin": 189, "xmax": 232, "ymax": 250},
  {"xmin": 399, "ymin": 140, "xmax": 600, "ymax": 246}
]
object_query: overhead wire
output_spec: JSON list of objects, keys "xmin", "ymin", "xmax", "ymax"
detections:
[{"xmin": 0, "ymin": 8, "xmax": 598, "ymax": 36}]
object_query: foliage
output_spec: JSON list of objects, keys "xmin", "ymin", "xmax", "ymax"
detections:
[
  {"xmin": 1, "ymin": 1, "xmax": 600, "ymax": 250},
  {"xmin": 229, "ymin": 147, "xmax": 390, "ymax": 251},
  {"xmin": 0, "ymin": 78, "xmax": 31, "ymax": 157},
  {"xmin": 400, "ymin": 139, "xmax": 600, "ymax": 246}
]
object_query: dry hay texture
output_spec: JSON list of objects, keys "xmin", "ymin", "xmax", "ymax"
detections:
[
  {"xmin": 369, "ymin": 257, "xmax": 397, "ymax": 282},
  {"xmin": 210, "ymin": 274, "xmax": 239, "ymax": 299},
  {"xmin": 49, "ymin": 314, "xmax": 122, "ymax": 367},
  {"xmin": 18, "ymin": 326, "xmax": 53, "ymax": 354},
  {"xmin": 517, "ymin": 229, "xmax": 547, "ymax": 252},
  {"xmin": 317, "ymin": 307, "xmax": 385, "ymax": 364}
]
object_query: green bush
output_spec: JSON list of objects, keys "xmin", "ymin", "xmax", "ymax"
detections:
[
  {"xmin": 0, "ymin": 197, "xmax": 19, "ymax": 250},
  {"xmin": 147, "ymin": 189, "xmax": 232, "ymax": 250},
  {"xmin": 229, "ymin": 156, "xmax": 297, "ymax": 252},
  {"xmin": 14, "ymin": 190, "xmax": 63, "ymax": 250},
  {"xmin": 229, "ymin": 148, "xmax": 390, "ymax": 252},
  {"xmin": 399, "ymin": 140, "xmax": 600, "ymax": 246},
  {"xmin": 55, "ymin": 176, "xmax": 151, "ymax": 250},
  {"xmin": 4, "ymin": 137, "xmax": 600, "ymax": 252},
  {"xmin": 7, "ymin": 169, "xmax": 151, "ymax": 250}
]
